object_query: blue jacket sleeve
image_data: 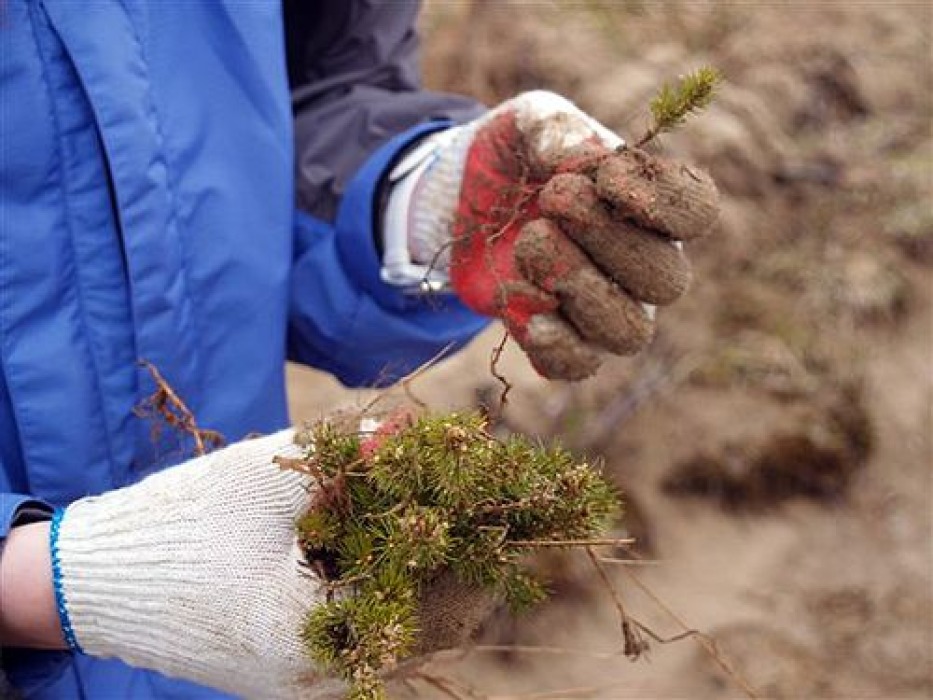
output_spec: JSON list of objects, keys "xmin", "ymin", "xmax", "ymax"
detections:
[
  {"xmin": 287, "ymin": 123, "xmax": 489, "ymax": 387},
  {"xmin": 284, "ymin": 0, "xmax": 491, "ymax": 386},
  {"xmin": 0, "ymin": 494, "xmax": 52, "ymax": 542}
]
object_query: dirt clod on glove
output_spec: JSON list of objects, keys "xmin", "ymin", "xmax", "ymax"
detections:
[{"xmin": 596, "ymin": 147, "xmax": 720, "ymax": 243}]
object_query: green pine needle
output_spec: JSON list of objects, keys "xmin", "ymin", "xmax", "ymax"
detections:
[
  {"xmin": 637, "ymin": 66, "xmax": 723, "ymax": 147},
  {"xmin": 291, "ymin": 411, "xmax": 621, "ymax": 698}
]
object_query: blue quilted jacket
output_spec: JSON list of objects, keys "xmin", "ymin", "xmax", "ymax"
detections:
[{"xmin": 0, "ymin": 1, "xmax": 486, "ymax": 697}]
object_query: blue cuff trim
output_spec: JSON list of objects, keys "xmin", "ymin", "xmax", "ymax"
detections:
[{"xmin": 49, "ymin": 508, "xmax": 82, "ymax": 653}]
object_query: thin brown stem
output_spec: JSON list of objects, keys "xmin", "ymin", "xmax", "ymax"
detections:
[
  {"xmin": 509, "ymin": 537, "xmax": 635, "ymax": 549},
  {"xmin": 135, "ymin": 360, "xmax": 224, "ymax": 457},
  {"xmin": 619, "ymin": 567, "xmax": 760, "ymax": 699},
  {"xmin": 634, "ymin": 126, "xmax": 658, "ymax": 149},
  {"xmin": 490, "ymin": 682, "xmax": 634, "ymax": 700},
  {"xmin": 360, "ymin": 342, "xmax": 455, "ymax": 415},
  {"xmin": 489, "ymin": 328, "xmax": 512, "ymax": 408},
  {"xmin": 598, "ymin": 556, "xmax": 661, "ymax": 566},
  {"xmin": 585, "ymin": 546, "xmax": 649, "ymax": 660},
  {"xmin": 420, "ymin": 239, "xmax": 456, "ymax": 298},
  {"xmin": 417, "ymin": 672, "xmax": 487, "ymax": 700},
  {"xmin": 468, "ymin": 645, "xmax": 624, "ymax": 660}
]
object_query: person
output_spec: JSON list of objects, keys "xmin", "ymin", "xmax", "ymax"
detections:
[{"xmin": 0, "ymin": 2, "xmax": 717, "ymax": 698}]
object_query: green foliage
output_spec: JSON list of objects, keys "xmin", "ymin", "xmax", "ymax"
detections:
[
  {"xmin": 294, "ymin": 411, "xmax": 620, "ymax": 697},
  {"xmin": 302, "ymin": 596, "xmax": 416, "ymax": 700},
  {"xmin": 637, "ymin": 66, "xmax": 723, "ymax": 147}
]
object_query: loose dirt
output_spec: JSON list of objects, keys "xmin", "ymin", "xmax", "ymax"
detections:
[
  {"xmin": 539, "ymin": 173, "xmax": 692, "ymax": 306},
  {"xmin": 516, "ymin": 218, "xmax": 654, "ymax": 356},
  {"xmin": 595, "ymin": 148, "xmax": 719, "ymax": 243}
]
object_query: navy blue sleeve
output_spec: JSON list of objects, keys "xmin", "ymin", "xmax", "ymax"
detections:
[
  {"xmin": 283, "ymin": 0, "xmax": 491, "ymax": 386},
  {"xmin": 285, "ymin": 0, "xmax": 484, "ymax": 222}
]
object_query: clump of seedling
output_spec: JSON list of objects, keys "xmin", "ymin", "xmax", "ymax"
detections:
[
  {"xmin": 278, "ymin": 410, "xmax": 619, "ymax": 700},
  {"xmin": 635, "ymin": 66, "xmax": 723, "ymax": 147}
]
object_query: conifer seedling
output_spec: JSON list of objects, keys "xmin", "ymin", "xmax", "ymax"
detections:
[
  {"xmin": 636, "ymin": 66, "xmax": 723, "ymax": 147},
  {"xmin": 281, "ymin": 411, "xmax": 620, "ymax": 700}
]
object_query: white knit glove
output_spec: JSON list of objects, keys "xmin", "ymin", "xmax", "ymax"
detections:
[
  {"xmin": 51, "ymin": 431, "xmax": 343, "ymax": 699},
  {"xmin": 383, "ymin": 91, "xmax": 717, "ymax": 381}
]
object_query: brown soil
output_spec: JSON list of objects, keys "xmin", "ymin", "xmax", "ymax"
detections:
[
  {"xmin": 519, "ymin": 314, "xmax": 602, "ymax": 383},
  {"xmin": 516, "ymin": 219, "xmax": 654, "ymax": 356},
  {"xmin": 288, "ymin": 2, "xmax": 933, "ymax": 697},
  {"xmin": 539, "ymin": 173, "xmax": 692, "ymax": 305},
  {"xmin": 663, "ymin": 381, "xmax": 872, "ymax": 510},
  {"xmin": 595, "ymin": 148, "xmax": 720, "ymax": 242}
]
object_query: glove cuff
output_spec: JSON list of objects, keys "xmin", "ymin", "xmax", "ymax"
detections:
[
  {"xmin": 382, "ymin": 123, "xmax": 476, "ymax": 284},
  {"xmin": 54, "ymin": 472, "xmax": 213, "ymax": 669},
  {"xmin": 406, "ymin": 123, "xmax": 477, "ymax": 273},
  {"xmin": 49, "ymin": 508, "xmax": 81, "ymax": 652}
]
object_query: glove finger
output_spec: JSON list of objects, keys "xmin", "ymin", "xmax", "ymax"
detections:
[
  {"xmin": 515, "ymin": 219, "xmax": 655, "ymax": 356},
  {"xmin": 538, "ymin": 173, "xmax": 692, "ymax": 306},
  {"xmin": 506, "ymin": 313, "xmax": 602, "ymax": 382},
  {"xmin": 416, "ymin": 571, "xmax": 499, "ymax": 654},
  {"xmin": 490, "ymin": 277, "xmax": 600, "ymax": 380},
  {"xmin": 493, "ymin": 278, "xmax": 560, "ymax": 330},
  {"xmin": 595, "ymin": 147, "xmax": 719, "ymax": 242},
  {"xmin": 544, "ymin": 138, "xmax": 611, "ymax": 178}
]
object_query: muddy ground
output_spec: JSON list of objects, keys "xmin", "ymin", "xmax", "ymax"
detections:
[{"xmin": 288, "ymin": 2, "xmax": 932, "ymax": 697}]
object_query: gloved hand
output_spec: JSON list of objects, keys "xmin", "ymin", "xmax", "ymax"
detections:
[
  {"xmin": 389, "ymin": 91, "xmax": 719, "ymax": 380},
  {"xmin": 51, "ymin": 432, "xmax": 342, "ymax": 700}
]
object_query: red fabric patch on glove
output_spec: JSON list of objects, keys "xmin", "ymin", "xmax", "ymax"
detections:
[
  {"xmin": 449, "ymin": 110, "xmax": 558, "ymax": 340},
  {"xmin": 359, "ymin": 408, "xmax": 417, "ymax": 461}
]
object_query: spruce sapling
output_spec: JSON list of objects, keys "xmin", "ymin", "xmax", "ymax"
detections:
[
  {"xmin": 635, "ymin": 66, "xmax": 723, "ymax": 147},
  {"xmin": 283, "ymin": 411, "xmax": 620, "ymax": 700}
]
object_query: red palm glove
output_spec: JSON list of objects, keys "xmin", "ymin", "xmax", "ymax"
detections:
[{"xmin": 398, "ymin": 92, "xmax": 719, "ymax": 380}]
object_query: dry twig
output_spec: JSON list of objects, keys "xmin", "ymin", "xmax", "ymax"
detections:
[
  {"xmin": 619, "ymin": 566, "xmax": 760, "ymax": 699},
  {"xmin": 360, "ymin": 343, "xmax": 456, "ymax": 416},
  {"xmin": 489, "ymin": 329, "xmax": 513, "ymax": 409},
  {"xmin": 134, "ymin": 360, "xmax": 224, "ymax": 457},
  {"xmin": 510, "ymin": 537, "xmax": 635, "ymax": 549},
  {"xmin": 416, "ymin": 672, "xmax": 487, "ymax": 700},
  {"xmin": 585, "ymin": 546, "xmax": 650, "ymax": 660}
]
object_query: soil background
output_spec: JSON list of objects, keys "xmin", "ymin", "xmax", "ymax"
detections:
[{"xmin": 288, "ymin": 2, "xmax": 932, "ymax": 697}]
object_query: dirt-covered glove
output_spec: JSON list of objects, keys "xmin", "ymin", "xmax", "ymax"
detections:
[
  {"xmin": 50, "ymin": 432, "xmax": 343, "ymax": 700},
  {"xmin": 387, "ymin": 91, "xmax": 719, "ymax": 380}
]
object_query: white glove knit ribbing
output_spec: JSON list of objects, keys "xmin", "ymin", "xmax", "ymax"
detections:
[{"xmin": 54, "ymin": 430, "xmax": 343, "ymax": 699}]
